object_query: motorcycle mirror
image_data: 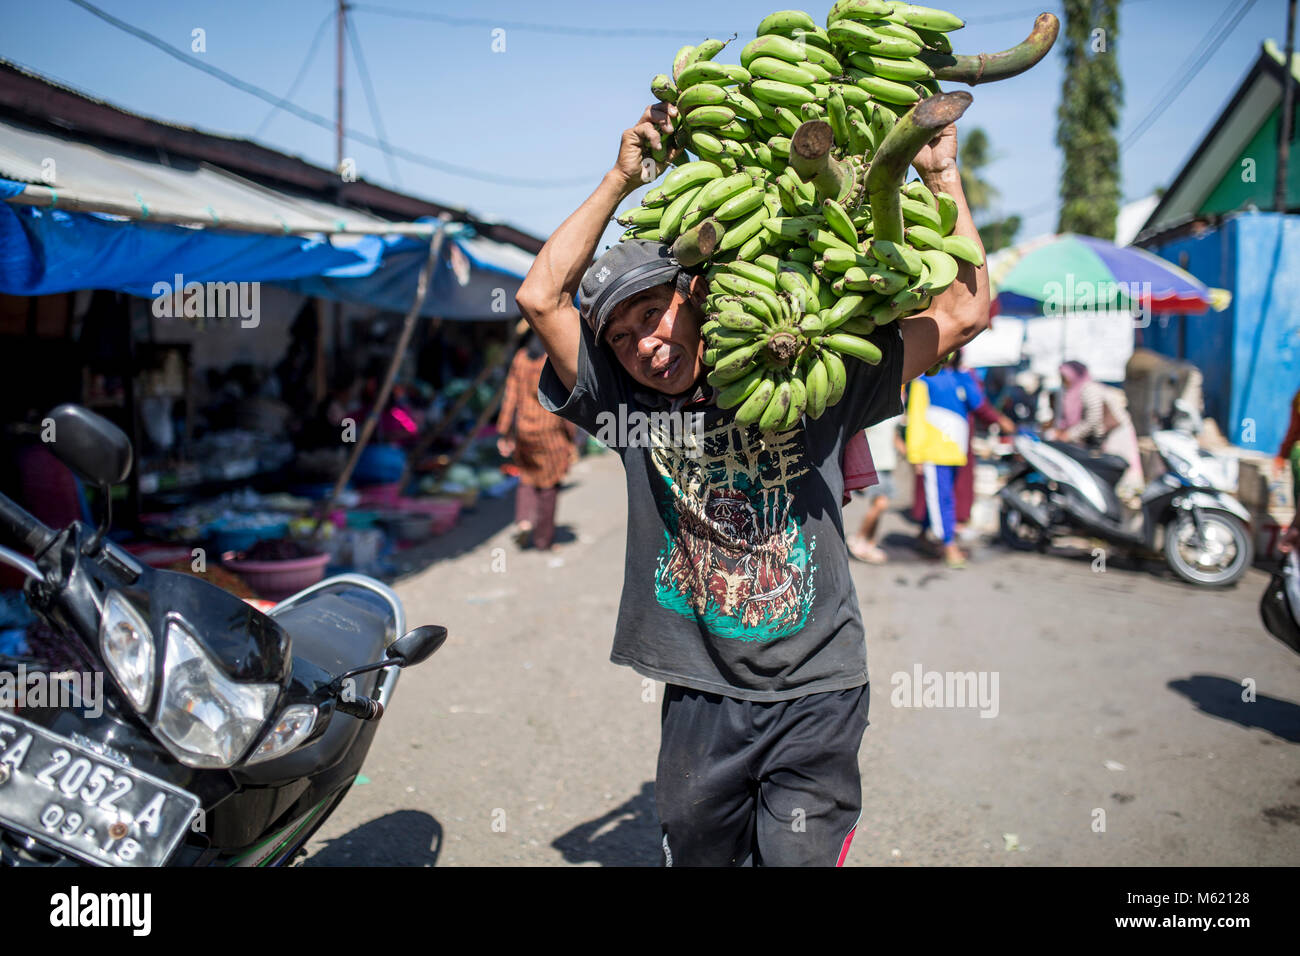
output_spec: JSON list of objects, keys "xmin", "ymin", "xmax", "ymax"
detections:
[
  {"xmin": 386, "ymin": 624, "xmax": 447, "ymax": 667},
  {"xmin": 46, "ymin": 404, "xmax": 133, "ymax": 487}
]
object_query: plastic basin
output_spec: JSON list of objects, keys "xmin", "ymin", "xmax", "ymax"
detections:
[{"xmin": 222, "ymin": 551, "xmax": 330, "ymax": 601}]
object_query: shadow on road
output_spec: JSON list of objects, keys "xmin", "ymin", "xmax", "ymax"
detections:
[
  {"xmin": 1169, "ymin": 675, "xmax": 1300, "ymax": 743},
  {"xmin": 552, "ymin": 781, "xmax": 660, "ymax": 867},
  {"xmin": 304, "ymin": 809, "xmax": 442, "ymax": 866}
]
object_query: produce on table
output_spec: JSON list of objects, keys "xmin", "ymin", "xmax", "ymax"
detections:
[{"xmin": 623, "ymin": 2, "xmax": 1059, "ymax": 432}]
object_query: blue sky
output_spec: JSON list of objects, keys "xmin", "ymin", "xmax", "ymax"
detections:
[{"xmin": 0, "ymin": 0, "xmax": 1287, "ymax": 248}]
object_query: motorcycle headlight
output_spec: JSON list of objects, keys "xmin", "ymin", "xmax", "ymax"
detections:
[
  {"xmin": 244, "ymin": 704, "xmax": 318, "ymax": 766},
  {"xmin": 154, "ymin": 620, "xmax": 278, "ymax": 769},
  {"xmin": 99, "ymin": 591, "xmax": 156, "ymax": 712},
  {"xmin": 1164, "ymin": 449, "xmax": 1205, "ymax": 486}
]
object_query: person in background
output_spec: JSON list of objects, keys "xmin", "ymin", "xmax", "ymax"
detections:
[
  {"xmin": 952, "ymin": 355, "xmax": 1016, "ymax": 541},
  {"xmin": 1274, "ymin": 385, "xmax": 1300, "ymax": 507},
  {"xmin": 905, "ymin": 354, "xmax": 986, "ymax": 569},
  {"xmin": 497, "ymin": 334, "xmax": 577, "ymax": 551},
  {"xmin": 848, "ymin": 412, "xmax": 905, "ymax": 564},
  {"xmin": 1048, "ymin": 360, "xmax": 1143, "ymax": 500}
]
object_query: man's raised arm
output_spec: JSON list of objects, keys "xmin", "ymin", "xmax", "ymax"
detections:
[
  {"xmin": 515, "ymin": 103, "xmax": 678, "ymax": 393},
  {"xmin": 898, "ymin": 125, "xmax": 992, "ymax": 384}
]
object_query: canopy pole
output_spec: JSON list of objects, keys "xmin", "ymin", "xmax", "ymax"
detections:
[
  {"xmin": 428, "ymin": 321, "xmax": 522, "ymax": 486},
  {"xmin": 396, "ymin": 319, "xmax": 513, "ymax": 490},
  {"xmin": 309, "ymin": 215, "xmax": 449, "ymax": 540}
]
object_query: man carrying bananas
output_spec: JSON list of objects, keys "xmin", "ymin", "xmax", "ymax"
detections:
[{"xmin": 515, "ymin": 100, "xmax": 989, "ymax": 866}]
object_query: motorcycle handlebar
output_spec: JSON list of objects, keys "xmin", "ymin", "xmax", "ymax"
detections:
[{"xmin": 0, "ymin": 492, "xmax": 57, "ymax": 556}]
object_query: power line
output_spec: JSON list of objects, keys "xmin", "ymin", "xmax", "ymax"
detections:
[
  {"xmin": 253, "ymin": 9, "xmax": 333, "ymax": 140},
  {"xmin": 1122, "ymin": 0, "xmax": 1259, "ymax": 149},
  {"xmin": 62, "ymin": 0, "xmax": 601, "ymax": 189},
  {"xmin": 345, "ymin": 13, "xmax": 402, "ymax": 188},
  {"xmin": 349, "ymin": 3, "xmax": 712, "ymax": 38}
]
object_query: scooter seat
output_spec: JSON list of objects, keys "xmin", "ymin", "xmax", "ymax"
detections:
[
  {"xmin": 1046, "ymin": 441, "xmax": 1130, "ymax": 488},
  {"xmin": 272, "ymin": 591, "xmax": 391, "ymax": 684}
]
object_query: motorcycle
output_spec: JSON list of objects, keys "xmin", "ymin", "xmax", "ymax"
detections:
[
  {"xmin": 0, "ymin": 405, "xmax": 446, "ymax": 866},
  {"xmin": 998, "ymin": 427, "xmax": 1253, "ymax": 587}
]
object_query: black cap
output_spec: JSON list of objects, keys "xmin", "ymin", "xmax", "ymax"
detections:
[{"xmin": 579, "ymin": 240, "xmax": 681, "ymax": 342}]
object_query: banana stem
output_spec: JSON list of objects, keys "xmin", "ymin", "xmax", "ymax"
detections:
[
  {"xmin": 919, "ymin": 13, "xmax": 1060, "ymax": 86},
  {"xmin": 865, "ymin": 92, "xmax": 973, "ymax": 244},
  {"xmin": 790, "ymin": 121, "xmax": 851, "ymax": 202},
  {"xmin": 671, "ymin": 218, "xmax": 722, "ymax": 267}
]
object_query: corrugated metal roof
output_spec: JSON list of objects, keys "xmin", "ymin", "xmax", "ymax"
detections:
[{"xmin": 0, "ymin": 115, "xmax": 419, "ymax": 235}]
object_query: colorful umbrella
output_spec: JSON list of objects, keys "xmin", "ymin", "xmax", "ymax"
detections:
[{"xmin": 987, "ymin": 233, "xmax": 1231, "ymax": 317}]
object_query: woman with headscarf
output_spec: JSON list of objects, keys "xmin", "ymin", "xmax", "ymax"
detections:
[
  {"xmin": 497, "ymin": 334, "xmax": 578, "ymax": 550},
  {"xmin": 1050, "ymin": 360, "xmax": 1144, "ymax": 501}
]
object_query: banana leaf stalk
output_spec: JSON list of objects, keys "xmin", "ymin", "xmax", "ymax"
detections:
[
  {"xmin": 789, "ymin": 121, "xmax": 852, "ymax": 202},
  {"xmin": 920, "ymin": 13, "xmax": 1060, "ymax": 85},
  {"xmin": 671, "ymin": 218, "xmax": 722, "ymax": 267},
  {"xmin": 865, "ymin": 91, "xmax": 972, "ymax": 244}
]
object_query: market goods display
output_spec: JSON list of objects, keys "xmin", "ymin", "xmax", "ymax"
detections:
[{"xmin": 621, "ymin": 2, "xmax": 1059, "ymax": 432}]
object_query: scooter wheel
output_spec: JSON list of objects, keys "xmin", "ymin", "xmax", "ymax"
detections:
[
  {"xmin": 1163, "ymin": 511, "xmax": 1252, "ymax": 587},
  {"xmin": 999, "ymin": 478, "xmax": 1049, "ymax": 552}
]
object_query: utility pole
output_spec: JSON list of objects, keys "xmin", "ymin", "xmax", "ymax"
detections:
[
  {"xmin": 1276, "ymin": 0, "xmax": 1296, "ymax": 212},
  {"xmin": 336, "ymin": 0, "xmax": 346, "ymax": 175}
]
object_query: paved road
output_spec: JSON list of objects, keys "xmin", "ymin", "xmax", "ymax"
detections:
[{"xmin": 304, "ymin": 451, "xmax": 1300, "ymax": 867}]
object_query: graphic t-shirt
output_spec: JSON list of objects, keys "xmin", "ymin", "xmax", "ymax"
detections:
[{"xmin": 538, "ymin": 319, "xmax": 905, "ymax": 702}]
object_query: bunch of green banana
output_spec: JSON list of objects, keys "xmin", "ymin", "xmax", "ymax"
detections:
[{"xmin": 621, "ymin": 4, "xmax": 1058, "ymax": 432}]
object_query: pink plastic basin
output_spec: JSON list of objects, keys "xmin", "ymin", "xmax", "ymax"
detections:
[{"xmin": 222, "ymin": 551, "xmax": 330, "ymax": 601}]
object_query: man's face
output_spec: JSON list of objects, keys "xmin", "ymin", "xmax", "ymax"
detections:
[{"xmin": 602, "ymin": 278, "xmax": 706, "ymax": 396}]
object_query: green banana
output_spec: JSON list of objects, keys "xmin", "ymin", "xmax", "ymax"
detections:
[
  {"xmin": 804, "ymin": 353, "xmax": 830, "ymax": 419},
  {"xmin": 735, "ymin": 373, "xmax": 777, "ymax": 426},
  {"xmin": 821, "ymin": 347, "xmax": 847, "ymax": 404},
  {"xmin": 740, "ymin": 33, "xmax": 809, "ymax": 69},
  {"xmin": 901, "ymin": 196, "xmax": 943, "ymax": 230},
  {"xmin": 827, "ymin": 0, "xmax": 892, "ymax": 26},
  {"xmin": 889, "ymin": 3, "xmax": 965, "ymax": 32},
  {"xmin": 935, "ymin": 192, "xmax": 959, "ymax": 236},
  {"xmin": 749, "ymin": 56, "xmax": 818, "ymax": 86},
  {"xmin": 750, "ymin": 78, "xmax": 818, "ymax": 108},
  {"xmin": 677, "ymin": 61, "xmax": 734, "ymax": 89},
  {"xmin": 682, "ymin": 105, "xmax": 737, "ymax": 129},
  {"xmin": 855, "ymin": 73, "xmax": 921, "ymax": 105},
  {"xmin": 919, "ymin": 248, "xmax": 959, "ymax": 294},
  {"xmin": 758, "ymin": 9, "xmax": 818, "ymax": 36},
  {"xmin": 651, "ymin": 74, "xmax": 679, "ymax": 102},
  {"xmin": 781, "ymin": 375, "xmax": 807, "ymax": 430},
  {"xmin": 672, "ymin": 45, "xmax": 697, "ymax": 82},
  {"xmin": 716, "ymin": 259, "xmax": 780, "ymax": 290},
  {"xmin": 821, "ymin": 199, "xmax": 861, "ymax": 249},
  {"xmin": 820, "ymin": 332, "xmax": 883, "ymax": 365},
  {"xmin": 870, "ymin": 238, "xmax": 924, "ymax": 276},
  {"xmin": 716, "ymin": 366, "xmax": 766, "ymax": 409},
  {"xmin": 904, "ymin": 224, "xmax": 946, "ymax": 251},
  {"xmin": 759, "ymin": 378, "xmax": 793, "ymax": 432},
  {"xmin": 717, "ymin": 201, "xmax": 773, "ymax": 252},
  {"xmin": 847, "ymin": 52, "xmax": 934, "ymax": 82},
  {"xmin": 662, "ymin": 161, "xmax": 724, "ymax": 198},
  {"xmin": 942, "ymin": 234, "xmax": 984, "ymax": 266},
  {"xmin": 678, "ymin": 82, "xmax": 727, "ymax": 113}
]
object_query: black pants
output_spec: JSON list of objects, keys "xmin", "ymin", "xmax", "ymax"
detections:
[{"xmin": 655, "ymin": 682, "xmax": 870, "ymax": 867}]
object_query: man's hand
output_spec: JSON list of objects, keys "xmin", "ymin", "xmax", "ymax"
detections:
[
  {"xmin": 911, "ymin": 124, "xmax": 959, "ymax": 188},
  {"xmin": 517, "ymin": 104, "xmax": 679, "ymax": 394},
  {"xmin": 898, "ymin": 123, "xmax": 991, "ymax": 383},
  {"xmin": 612, "ymin": 103, "xmax": 679, "ymax": 198}
]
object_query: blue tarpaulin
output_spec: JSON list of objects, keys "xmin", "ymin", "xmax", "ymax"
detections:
[{"xmin": 0, "ymin": 184, "xmax": 533, "ymax": 320}]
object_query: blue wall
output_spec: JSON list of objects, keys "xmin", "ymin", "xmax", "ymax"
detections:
[{"xmin": 1147, "ymin": 212, "xmax": 1300, "ymax": 456}]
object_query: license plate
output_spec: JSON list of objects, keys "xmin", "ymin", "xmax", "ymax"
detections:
[{"xmin": 0, "ymin": 713, "xmax": 200, "ymax": 867}]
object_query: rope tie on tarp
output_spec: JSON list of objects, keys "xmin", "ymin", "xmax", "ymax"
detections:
[
  {"xmin": 133, "ymin": 191, "xmax": 149, "ymax": 218},
  {"xmin": 205, "ymin": 205, "xmax": 220, "ymax": 225}
]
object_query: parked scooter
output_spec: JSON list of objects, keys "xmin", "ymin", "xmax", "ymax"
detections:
[
  {"xmin": 0, "ymin": 405, "xmax": 446, "ymax": 866},
  {"xmin": 998, "ymin": 427, "xmax": 1253, "ymax": 587}
]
